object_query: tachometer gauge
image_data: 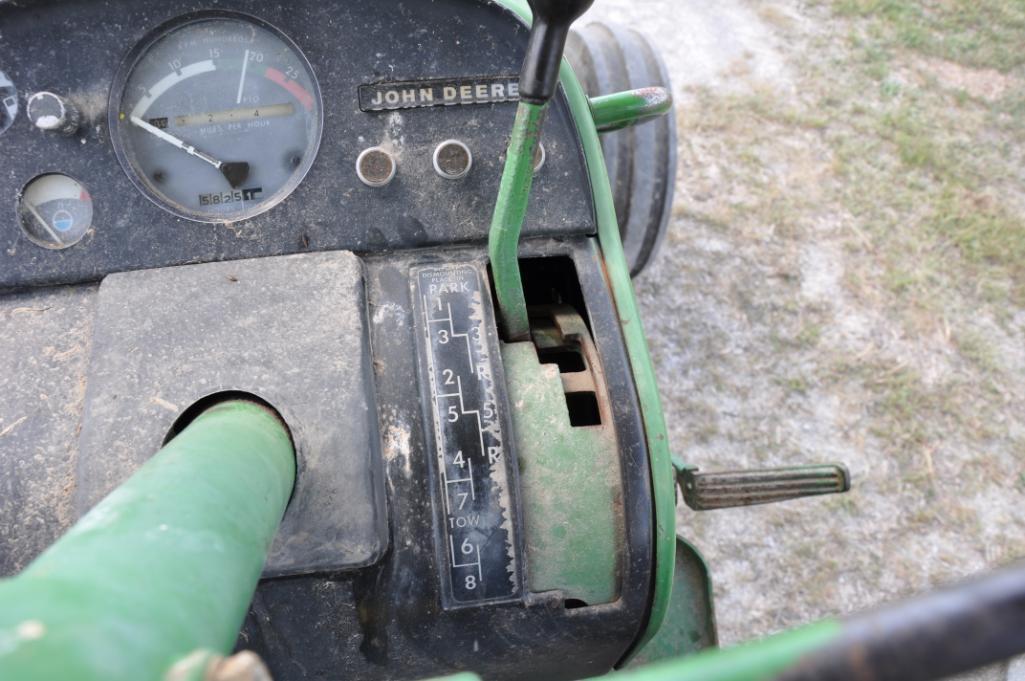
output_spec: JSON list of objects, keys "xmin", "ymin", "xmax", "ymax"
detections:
[{"xmin": 110, "ymin": 12, "xmax": 323, "ymax": 223}]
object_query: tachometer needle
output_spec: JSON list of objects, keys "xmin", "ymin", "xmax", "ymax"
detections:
[
  {"xmin": 236, "ymin": 49, "xmax": 250, "ymax": 104},
  {"xmin": 129, "ymin": 115, "xmax": 250, "ymax": 188}
]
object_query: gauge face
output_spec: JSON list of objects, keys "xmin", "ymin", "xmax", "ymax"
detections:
[
  {"xmin": 18, "ymin": 174, "xmax": 93, "ymax": 249},
  {"xmin": 110, "ymin": 13, "xmax": 323, "ymax": 222},
  {"xmin": 0, "ymin": 69, "xmax": 17, "ymax": 136}
]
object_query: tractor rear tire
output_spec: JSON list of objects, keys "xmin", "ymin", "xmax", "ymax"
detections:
[{"xmin": 566, "ymin": 21, "xmax": 677, "ymax": 277}]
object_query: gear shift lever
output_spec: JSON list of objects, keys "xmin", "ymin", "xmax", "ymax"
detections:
[{"xmin": 489, "ymin": 0, "xmax": 594, "ymax": 340}]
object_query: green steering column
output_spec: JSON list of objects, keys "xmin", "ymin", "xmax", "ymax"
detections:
[{"xmin": 0, "ymin": 400, "xmax": 295, "ymax": 681}]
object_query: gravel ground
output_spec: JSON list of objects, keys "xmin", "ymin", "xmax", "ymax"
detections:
[{"xmin": 584, "ymin": 0, "xmax": 1025, "ymax": 676}]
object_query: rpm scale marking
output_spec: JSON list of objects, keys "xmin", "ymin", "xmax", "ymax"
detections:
[
  {"xmin": 414, "ymin": 265, "xmax": 521, "ymax": 607},
  {"xmin": 110, "ymin": 13, "xmax": 323, "ymax": 223}
]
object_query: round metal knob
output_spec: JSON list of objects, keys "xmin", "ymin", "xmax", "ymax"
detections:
[
  {"xmin": 432, "ymin": 139, "xmax": 473, "ymax": 180},
  {"xmin": 27, "ymin": 91, "xmax": 80, "ymax": 136},
  {"xmin": 356, "ymin": 146, "xmax": 396, "ymax": 187}
]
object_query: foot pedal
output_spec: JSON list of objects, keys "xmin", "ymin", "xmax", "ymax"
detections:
[{"xmin": 679, "ymin": 464, "xmax": 850, "ymax": 511}]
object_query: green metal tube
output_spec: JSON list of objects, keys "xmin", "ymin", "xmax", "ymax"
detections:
[
  {"xmin": 424, "ymin": 622, "xmax": 840, "ymax": 681},
  {"xmin": 557, "ymin": 46, "xmax": 677, "ymax": 662},
  {"xmin": 617, "ymin": 622, "xmax": 842, "ymax": 681},
  {"xmin": 589, "ymin": 87, "xmax": 673, "ymax": 132},
  {"xmin": 488, "ymin": 100, "xmax": 547, "ymax": 341},
  {"xmin": 0, "ymin": 400, "xmax": 295, "ymax": 681},
  {"xmin": 426, "ymin": 622, "xmax": 840, "ymax": 681}
]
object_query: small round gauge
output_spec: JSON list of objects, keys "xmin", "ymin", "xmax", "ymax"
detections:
[
  {"xmin": 110, "ymin": 12, "xmax": 323, "ymax": 222},
  {"xmin": 17, "ymin": 174, "xmax": 94, "ymax": 249},
  {"xmin": 0, "ymin": 69, "xmax": 18, "ymax": 136}
]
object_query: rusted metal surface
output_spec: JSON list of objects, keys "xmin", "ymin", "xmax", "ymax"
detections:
[{"xmin": 529, "ymin": 304, "xmax": 612, "ymax": 419}]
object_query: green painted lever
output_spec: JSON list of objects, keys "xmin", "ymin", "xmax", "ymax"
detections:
[
  {"xmin": 590, "ymin": 86, "xmax": 673, "ymax": 132},
  {"xmin": 489, "ymin": 0, "xmax": 594, "ymax": 340}
]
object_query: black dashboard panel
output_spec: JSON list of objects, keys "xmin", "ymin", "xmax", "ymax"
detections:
[{"xmin": 0, "ymin": 0, "xmax": 595, "ymax": 288}]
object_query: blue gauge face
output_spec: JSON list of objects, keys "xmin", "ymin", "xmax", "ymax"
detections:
[
  {"xmin": 18, "ymin": 174, "xmax": 93, "ymax": 249},
  {"xmin": 111, "ymin": 13, "xmax": 323, "ymax": 223}
]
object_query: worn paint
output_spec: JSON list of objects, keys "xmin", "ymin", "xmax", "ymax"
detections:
[
  {"xmin": 680, "ymin": 464, "xmax": 851, "ymax": 511},
  {"xmin": 502, "ymin": 339, "xmax": 622, "ymax": 605},
  {"xmin": 488, "ymin": 101, "xmax": 547, "ymax": 340},
  {"xmin": 589, "ymin": 87, "xmax": 673, "ymax": 132}
]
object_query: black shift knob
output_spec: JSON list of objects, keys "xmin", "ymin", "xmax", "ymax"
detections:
[{"xmin": 519, "ymin": 0, "xmax": 595, "ymax": 103}]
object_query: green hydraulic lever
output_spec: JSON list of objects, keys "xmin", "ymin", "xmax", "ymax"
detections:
[
  {"xmin": 589, "ymin": 87, "xmax": 673, "ymax": 132},
  {"xmin": 489, "ymin": 0, "xmax": 595, "ymax": 340}
]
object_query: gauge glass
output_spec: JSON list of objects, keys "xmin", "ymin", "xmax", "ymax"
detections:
[
  {"xmin": 18, "ymin": 174, "xmax": 93, "ymax": 249},
  {"xmin": 110, "ymin": 13, "xmax": 323, "ymax": 222},
  {"xmin": 0, "ymin": 69, "xmax": 18, "ymax": 136}
]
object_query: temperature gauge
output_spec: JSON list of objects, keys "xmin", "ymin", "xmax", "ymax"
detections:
[{"xmin": 17, "ymin": 174, "xmax": 93, "ymax": 249}]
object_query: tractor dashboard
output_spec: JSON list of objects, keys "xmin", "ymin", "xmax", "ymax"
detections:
[
  {"xmin": 0, "ymin": 2, "xmax": 662, "ymax": 680},
  {"xmin": 0, "ymin": 0, "xmax": 594, "ymax": 288}
]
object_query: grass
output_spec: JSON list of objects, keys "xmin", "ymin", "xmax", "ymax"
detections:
[
  {"xmin": 952, "ymin": 329, "xmax": 1002, "ymax": 374},
  {"xmin": 833, "ymin": 0, "xmax": 1025, "ymax": 72},
  {"xmin": 779, "ymin": 374, "xmax": 812, "ymax": 394},
  {"xmin": 929, "ymin": 188, "xmax": 1025, "ymax": 304},
  {"xmin": 675, "ymin": 0, "xmax": 1024, "ymax": 400},
  {"xmin": 824, "ymin": 4, "xmax": 1025, "ymax": 310},
  {"xmin": 667, "ymin": 0, "xmax": 1025, "ymax": 641},
  {"xmin": 878, "ymin": 105, "xmax": 941, "ymax": 169},
  {"xmin": 861, "ymin": 362, "xmax": 937, "ymax": 459},
  {"xmin": 795, "ymin": 322, "xmax": 823, "ymax": 348},
  {"xmin": 682, "ymin": 0, "xmax": 1024, "ymax": 462}
]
